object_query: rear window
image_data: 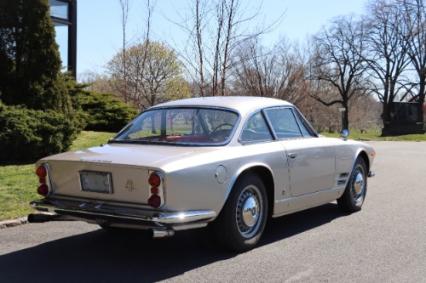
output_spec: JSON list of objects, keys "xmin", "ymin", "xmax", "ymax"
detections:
[{"xmin": 112, "ymin": 107, "xmax": 239, "ymax": 145}]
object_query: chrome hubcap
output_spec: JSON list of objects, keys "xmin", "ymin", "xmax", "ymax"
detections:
[
  {"xmin": 351, "ymin": 168, "xmax": 365, "ymax": 205},
  {"xmin": 236, "ymin": 185, "xmax": 263, "ymax": 238},
  {"xmin": 242, "ymin": 195, "xmax": 259, "ymax": 227},
  {"xmin": 353, "ymin": 172, "xmax": 364, "ymax": 195}
]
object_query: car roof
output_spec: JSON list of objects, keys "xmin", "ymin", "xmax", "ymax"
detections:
[{"xmin": 151, "ymin": 96, "xmax": 293, "ymax": 116}]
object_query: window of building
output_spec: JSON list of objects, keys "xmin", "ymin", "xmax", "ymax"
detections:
[
  {"xmin": 49, "ymin": 0, "xmax": 69, "ymax": 20},
  {"xmin": 49, "ymin": 0, "xmax": 77, "ymax": 77}
]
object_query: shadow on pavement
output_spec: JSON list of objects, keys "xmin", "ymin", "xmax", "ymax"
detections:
[{"xmin": 0, "ymin": 203, "xmax": 345, "ymax": 282}]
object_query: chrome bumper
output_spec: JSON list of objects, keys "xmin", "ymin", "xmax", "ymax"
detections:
[{"xmin": 30, "ymin": 198, "xmax": 216, "ymax": 231}]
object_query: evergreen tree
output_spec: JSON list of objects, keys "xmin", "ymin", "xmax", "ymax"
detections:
[{"xmin": 0, "ymin": 0, "xmax": 72, "ymax": 112}]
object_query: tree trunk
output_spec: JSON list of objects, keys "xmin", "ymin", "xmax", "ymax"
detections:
[{"xmin": 342, "ymin": 103, "xmax": 349, "ymax": 131}]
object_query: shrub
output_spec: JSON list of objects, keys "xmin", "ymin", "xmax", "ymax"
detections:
[
  {"xmin": 76, "ymin": 91, "xmax": 137, "ymax": 132},
  {"xmin": 0, "ymin": 103, "xmax": 81, "ymax": 163},
  {"xmin": 0, "ymin": 0, "xmax": 73, "ymax": 112}
]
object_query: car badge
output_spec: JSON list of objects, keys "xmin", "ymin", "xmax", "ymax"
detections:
[{"xmin": 125, "ymin": 179, "xmax": 135, "ymax": 191}]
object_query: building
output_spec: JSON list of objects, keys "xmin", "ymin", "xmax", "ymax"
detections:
[
  {"xmin": 384, "ymin": 102, "xmax": 425, "ymax": 135},
  {"xmin": 49, "ymin": 0, "xmax": 77, "ymax": 78}
]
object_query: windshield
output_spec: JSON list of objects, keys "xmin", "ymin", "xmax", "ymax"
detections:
[{"xmin": 112, "ymin": 107, "xmax": 239, "ymax": 145}]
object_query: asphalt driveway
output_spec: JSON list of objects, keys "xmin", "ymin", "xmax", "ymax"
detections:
[{"xmin": 0, "ymin": 141, "xmax": 425, "ymax": 282}]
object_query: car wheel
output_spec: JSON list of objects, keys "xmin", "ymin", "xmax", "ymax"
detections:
[
  {"xmin": 211, "ymin": 174, "xmax": 268, "ymax": 252},
  {"xmin": 337, "ymin": 157, "xmax": 367, "ymax": 213}
]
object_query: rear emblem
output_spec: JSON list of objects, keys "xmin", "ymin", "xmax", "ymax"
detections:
[{"xmin": 125, "ymin": 180, "xmax": 135, "ymax": 192}]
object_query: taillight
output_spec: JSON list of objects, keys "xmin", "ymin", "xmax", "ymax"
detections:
[
  {"xmin": 37, "ymin": 184, "xmax": 49, "ymax": 196},
  {"xmin": 148, "ymin": 171, "xmax": 163, "ymax": 208},
  {"xmin": 148, "ymin": 173, "xmax": 161, "ymax": 187},
  {"xmin": 148, "ymin": 194, "xmax": 161, "ymax": 208},
  {"xmin": 150, "ymin": 186, "xmax": 159, "ymax": 195},
  {"xmin": 36, "ymin": 166, "xmax": 47, "ymax": 178},
  {"xmin": 36, "ymin": 164, "xmax": 50, "ymax": 197}
]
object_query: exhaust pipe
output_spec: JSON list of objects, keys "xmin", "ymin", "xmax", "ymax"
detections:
[
  {"xmin": 27, "ymin": 213, "xmax": 61, "ymax": 223},
  {"xmin": 152, "ymin": 229, "xmax": 175, "ymax": 238}
]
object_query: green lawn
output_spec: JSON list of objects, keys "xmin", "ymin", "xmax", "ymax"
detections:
[
  {"xmin": 0, "ymin": 131, "xmax": 115, "ymax": 221},
  {"xmin": 320, "ymin": 129, "xmax": 426, "ymax": 142}
]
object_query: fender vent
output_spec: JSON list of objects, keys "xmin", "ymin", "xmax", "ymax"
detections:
[{"xmin": 337, "ymin": 172, "xmax": 350, "ymax": 186}]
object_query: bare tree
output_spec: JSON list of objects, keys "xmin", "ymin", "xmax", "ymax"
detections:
[
  {"xmin": 401, "ymin": 0, "xmax": 426, "ymax": 124},
  {"xmin": 118, "ymin": 0, "xmax": 130, "ymax": 102},
  {"xmin": 233, "ymin": 39, "xmax": 307, "ymax": 105},
  {"xmin": 180, "ymin": 0, "xmax": 281, "ymax": 97},
  {"xmin": 219, "ymin": 0, "xmax": 237, "ymax": 96},
  {"xmin": 108, "ymin": 41, "xmax": 186, "ymax": 108},
  {"xmin": 141, "ymin": 0, "xmax": 153, "ymax": 71},
  {"xmin": 363, "ymin": 0, "xmax": 411, "ymax": 133},
  {"xmin": 194, "ymin": 0, "xmax": 206, "ymax": 96},
  {"xmin": 79, "ymin": 71, "xmax": 116, "ymax": 94},
  {"xmin": 309, "ymin": 17, "xmax": 368, "ymax": 130},
  {"xmin": 193, "ymin": 0, "xmax": 238, "ymax": 96},
  {"xmin": 112, "ymin": 0, "xmax": 156, "ymax": 106}
]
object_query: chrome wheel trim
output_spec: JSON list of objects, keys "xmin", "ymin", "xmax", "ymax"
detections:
[
  {"xmin": 351, "ymin": 167, "xmax": 365, "ymax": 206},
  {"xmin": 236, "ymin": 185, "xmax": 263, "ymax": 239},
  {"xmin": 242, "ymin": 195, "xmax": 258, "ymax": 227}
]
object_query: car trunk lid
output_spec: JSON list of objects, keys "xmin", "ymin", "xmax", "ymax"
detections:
[
  {"xmin": 46, "ymin": 160, "xmax": 152, "ymax": 204},
  {"xmin": 39, "ymin": 143, "xmax": 219, "ymax": 204}
]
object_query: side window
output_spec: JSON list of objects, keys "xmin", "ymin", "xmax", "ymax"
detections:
[
  {"xmin": 240, "ymin": 112, "xmax": 273, "ymax": 142},
  {"xmin": 294, "ymin": 109, "xmax": 315, "ymax": 137},
  {"xmin": 264, "ymin": 108, "xmax": 302, "ymax": 139}
]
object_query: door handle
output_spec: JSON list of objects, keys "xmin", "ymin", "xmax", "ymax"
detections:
[{"xmin": 288, "ymin": 153, "xmax": 297, "ymax": 159}]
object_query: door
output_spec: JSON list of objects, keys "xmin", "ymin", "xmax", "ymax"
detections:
[{"xmin": 264, "ymin": 107, "xmax": 335, "ymax": 197}]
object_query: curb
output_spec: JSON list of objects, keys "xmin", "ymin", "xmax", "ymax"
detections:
[{"xmin": 0, "ymin": 217, "xmax": 28, "ymax": 229}]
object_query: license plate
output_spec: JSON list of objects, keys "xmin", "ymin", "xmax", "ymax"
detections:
[{"xmin": 80, "ymin": 171, "xmax": 113, "ymax": 194}]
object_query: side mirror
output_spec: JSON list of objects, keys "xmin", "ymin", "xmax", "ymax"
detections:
[{"xmin": 340, "ymin": 129, "xmax": 350, "ymax": 140}]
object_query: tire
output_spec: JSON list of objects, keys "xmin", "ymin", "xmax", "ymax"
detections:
[
  {"xmin": 211, "ymin": 174, "xmax": 268, "ymax": 252},
  {"xmin": 337, "ymin": 157, "xmax": 368, "ymax": 213}
]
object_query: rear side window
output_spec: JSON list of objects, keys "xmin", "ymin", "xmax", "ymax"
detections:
[
  {"xmin": 264, "ymin": 108, "xmax": 302, "ymax": 139},
  {"xmin": 294, "ymin": 109, "xmax": 316, "ymax": 137},
  {"xmin": 240, "ymin": 112, "xmax": 273, "ymax": 142}
]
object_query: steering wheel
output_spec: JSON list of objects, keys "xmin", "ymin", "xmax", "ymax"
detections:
[{"xmin": 211, "ymin": 123, "xmax": 233, "ymax": 134}]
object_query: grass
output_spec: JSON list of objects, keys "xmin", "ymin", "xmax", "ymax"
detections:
[
  {"xmin": 70, "ymin": 131, "xmax": 115, "ymax": 151},
  {"xmin": 320, "ymin": 129, "xmax": 426, "ymax": 142},
  {"xmin": 0, "ymin": 164, "xmax": 38, "ymax": 221},
  {"xmin": 0, "ymin": 131, "xmax": 115, "ymax": 221}
]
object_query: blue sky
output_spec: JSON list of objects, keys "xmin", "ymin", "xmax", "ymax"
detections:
[{"xmin": 58, "ymin": 0, "xmax": 368, "ymax": 79}]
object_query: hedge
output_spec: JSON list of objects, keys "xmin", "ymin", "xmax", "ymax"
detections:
[
  {"xmin": 0, "ymin": 103, "xmax": 82, "ymax": 163},
  {"xmin": 76, "ymin": 91, "xmax": 137, "ymax": 132}
]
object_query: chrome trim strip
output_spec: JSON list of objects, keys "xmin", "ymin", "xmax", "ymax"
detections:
[
  {"xmin": 153, "ymin": 210, "xmax": 217, "ymax": 224},
  {"xmin": 30, "ymin": 199, "xmax": 216, "ymax": 225}
]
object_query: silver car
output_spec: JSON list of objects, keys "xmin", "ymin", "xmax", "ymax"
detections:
[{"xmin": 30, "ymin": 96, "xmax": 375, "ymax": 252}]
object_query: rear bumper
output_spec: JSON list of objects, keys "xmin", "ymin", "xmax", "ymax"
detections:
[{"xmin": 30, "ymin": 198, "xmax": 216, "ymax": 232}]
